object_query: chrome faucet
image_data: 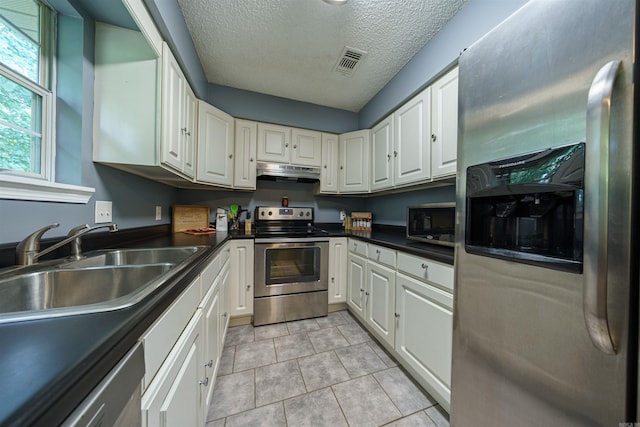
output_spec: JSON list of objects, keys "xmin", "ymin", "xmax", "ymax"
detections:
[{"xmin": 16, "ymin": 223, "xmax": 119, "ymax": 266}]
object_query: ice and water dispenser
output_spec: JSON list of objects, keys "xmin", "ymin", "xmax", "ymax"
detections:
[{"xmin": 465, "ymin": 143, "xmax": 585, "ymax": 272}]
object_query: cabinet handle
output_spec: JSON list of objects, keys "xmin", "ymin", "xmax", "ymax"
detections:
[
  {"xmin": 376, "ymin": 249, "xmax": 380, "ymax": 254},
  {"xmin": 246, "ymin": 284, "xmax": 251, "ymax": 290},
  {"xmin": 250, "ymin": 157, "xmax": 254, "ymax": 162},
  {"xmin": 331, "ymin": 277, "xmax": 335, "ymax": 283},
  {"xmin": 365, "ymin": 291, "xmax": 369, "ymax": 296},
  {"xmin": 200, "ymin": 377, "xmax": 209, "ymax": 387},
  {"xmin": 228, "ymin": 154, "xmax": 233, "ymax": 159},
  {"xmin": 186, "ymin": 131, "xmax": 191, "ymax": 137},
  {"xmin": 340, "ymin": 165, "xmax": 344, "ymax": 170},
  {"xmin": 181, "ymin": 127, "xmax": 187, "ymax": 134},
  {"xmin": 285, "ymin": 143, "xmax": 289, "ymax": 147},
  {"xmin": 395, "ymin": 313, "xmax": 400, "ymax": 318},
  {"xmin": 359, "ymin": 288, "xmax": 364, "ymax": 293},
  {"xmin": 387, "ymin": 154, "xmax": 391, "ymax": 161},
  {"xmin": 421, "ymin": 263, "xmax": 428, "ymax": 269},
  {"xmin": 205, "ymin": 359, "xmax": 213, "ymax": 368},
  {"xmin": 394, "ymin": 151, "xmax": 398, "ymax": 157},
  {"xmin": 431, "ymin": 134, "xmax": 437, "ymax": 142},
  {"xmin": 324, "ymin": 164, "xmax": 327, "ymax": 169},
  {"xmin": 223, "ymin": 312, "xmax": 228, "ymax": 317},
  {"xmin": 293, "ymin": 144, "xmax": 297, "ymax": 149}
]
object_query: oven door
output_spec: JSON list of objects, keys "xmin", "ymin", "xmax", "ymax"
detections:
[{"xmin": 254, "ymin": 238, "xmax": 329, "ymax": 297}]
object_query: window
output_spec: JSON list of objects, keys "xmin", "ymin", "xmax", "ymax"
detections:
[{"xmin": 0, "ymin": 0, "xmax": 54, "ymax": 180}]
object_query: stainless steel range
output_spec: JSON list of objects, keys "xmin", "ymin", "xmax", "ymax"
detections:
[{"xmin": 253, "ymin": 206, "xmax": 329, "ymax": 326}]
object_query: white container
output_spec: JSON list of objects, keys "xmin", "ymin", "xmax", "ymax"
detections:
[{"xmin": 216, "ymin": 208, "xmax": 228, "ymax": 232}]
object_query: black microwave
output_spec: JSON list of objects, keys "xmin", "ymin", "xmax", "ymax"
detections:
[{"xmin": 406, "ymin": 203, "xmax": 455, "ymax": 247}]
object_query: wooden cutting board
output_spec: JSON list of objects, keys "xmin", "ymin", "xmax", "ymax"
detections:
[{"xmin": 172, "ymin": 205, "xmax": 210, "ymax": 233}]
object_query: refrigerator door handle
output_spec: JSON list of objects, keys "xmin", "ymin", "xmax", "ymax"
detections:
[{"xmin": 583, "ymin": 60, "xmax": 621, "ymax": 355}]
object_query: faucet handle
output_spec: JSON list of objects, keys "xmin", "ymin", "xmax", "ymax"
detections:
[
  {"xmin": 15, "ymin": 223, "xmax": 60, "ymax": 265},
  {"xmin": 17, "ymin": 223, "xmax": 60, "ymax": 252}
]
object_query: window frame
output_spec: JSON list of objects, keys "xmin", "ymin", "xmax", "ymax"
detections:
[{"xmin": 0, "ymin": 1, "xmax": 94, "ymax": 203}]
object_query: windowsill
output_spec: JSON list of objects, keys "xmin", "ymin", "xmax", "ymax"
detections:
[{"xmin": 0, "ymin": 174, "xmax": 95, "ymax": 203}]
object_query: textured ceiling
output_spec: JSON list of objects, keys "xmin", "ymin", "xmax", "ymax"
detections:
[{"xmin": 177, "ymin": 0, "xmax": 467, "ymax": 112}]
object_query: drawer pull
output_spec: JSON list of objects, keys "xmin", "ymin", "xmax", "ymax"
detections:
[
  {"xmin": 199, "ymin": 377, "xmax": 209, "ymax": 387},
  {"xmin": 395, "ymin": 312, "xmax": 400, "ymax": 318},
  {"xmin": 205, "ymin": 359, "xmax": 213, "ymax": 368},
  {"xmin": 246, "ymin": 284, "xmax": 251, "ymax": 290},
  {"xmin": 421, "ymin": 263, "xmax": 428, "ymax": 269},
  {"xmin": 376, "ymin": 249, "xmax": 380, "ymax": 254}
]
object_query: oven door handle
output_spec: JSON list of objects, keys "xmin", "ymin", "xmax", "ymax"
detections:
[{"xmin": 255, "ymin": 237, "xmax": 330, "ymax": 244}]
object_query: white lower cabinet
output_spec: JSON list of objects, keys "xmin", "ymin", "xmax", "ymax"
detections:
[
  {"xmin": 346, "ymin": 238, "xmax": 454, "ymax": 412},
  {"xmin": 228, "ymin": 240, "xmax": 254, "ymax": 318},
  {"xmin": 328, "ymin": 237, "xmax": 348, "ymax": 305},
  {"xmin": 347, "ymin": 252, "xmax": 367, "ymax": 321},
  {"xmin": 365, "ymin": 260, "xmax": 395, "ymax": 348},
  {"xmin": 395, "ymin": 272, "xmax": 453, "ymax": 412},
  {"xmin": 141, "ymin": 245, "xmax": 231, "ymax": 426},
  {"xmin": 141, "ymin": 310, "xmax": 205, "ymax": 427}
]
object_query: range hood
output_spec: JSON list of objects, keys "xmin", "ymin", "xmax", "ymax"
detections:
[{"xmin": 256, "ymin": 162, "xmax": 320, "ymax": 183}]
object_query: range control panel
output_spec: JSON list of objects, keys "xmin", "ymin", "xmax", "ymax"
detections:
[{"xmin": 256, "ymin": 207, "xmax": 314, "ymax": 221}]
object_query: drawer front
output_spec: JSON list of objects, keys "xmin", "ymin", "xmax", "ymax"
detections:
[
  {"xmin": 367, "ymin": 243, "xmax": 396, "ymax": 268},
  {"xmin": 141, "ymin": 276, "xmax": 201, "ymax": 391},
  {"xmin": 348, "ymin": 238, "xmax": 368, "ymax": 257},
  {"xmin": 200, "ymin": 254, "xmax": 221, "ymax": 298},
  {"xmin": 219, "ymin": 242, "xmax": 231, "ymax": 265},
  {"xmin": 396, "ymin": 252, "xmax": 453, "ymax": 292}
]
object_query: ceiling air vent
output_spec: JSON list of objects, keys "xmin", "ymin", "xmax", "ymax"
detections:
[{"xmin": 333, "ymin": 47, "xmax": 367, "ymax": 76}]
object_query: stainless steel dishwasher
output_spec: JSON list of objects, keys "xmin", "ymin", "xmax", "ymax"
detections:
[{"xmin": 61, "ymin": 342, "xmax": 144, "ymax": 427}]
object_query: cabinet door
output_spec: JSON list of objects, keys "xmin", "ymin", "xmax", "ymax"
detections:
[
  {"xmin": 160, "ymin": 43, "xmax": 184, "ymax": 173},
  {"xmin": 320, "ymin": 133, "xmax": 339, "ymax": 193},
  {"xmin": 328, "ymin": 237, "xmax": 348, "ymax": 304},
  {"xmin": 257, "ymin": 123, "xmax": 290, "ymax": 163},
  {"xmin": 394, "ymin": 88, "xmax": 431, "ymax": 186},
  {"xmin": 197, "ymin": 101, "xmax": 234, "ymax": 187},
  {"xmin": 202, "ymin": 282, "xmax": 220, "ymax": 415},
  {"xmin": 291, "ymin": 128, "xmax": 322, "ymax": 167},
  {"xmin": 183, "ymin": 84, "xmax": 197, "ymax": 179},
  {"xmin": 219, "ymin": 260, "xmax": 231, "ymax": 347},
  {"xmin": 234, "ymin": 119, "xmax": 257, "ymax": 189},
  {"xmin": 365, "ymin": 261, "xmax": 396, "ymax": 348},
  {"xmin": 431, "ymin": 66, "xmax": 458, "ymax": 179},
  {"xmin": 395, "ymin": 272, "xmax": 453, "ymax": 410},
  {"xmin": 371, "ymin": 115, "xmax": 394, "ymax": 191},
  {"xmin": 339, "ymin": 129, "xmax": 370, "ymax": 193},
  {"xmin": 142, "ymin": 310, "xmax": 204, "ymax": 427},
  {"xmin": 228, "ymin": 240, "xmax": 254, "ymax": 317},
  {"xmin": 347, "ymin": 253, "xmax": 367, "ymax": 320}
]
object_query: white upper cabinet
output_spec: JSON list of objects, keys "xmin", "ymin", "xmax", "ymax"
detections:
[
  {"xmin": 371, "ymin": 115, "xmax": 394, "ymax": 191},
  {"xmin": 196, "ymin": 101, "xmax": 234, "ymax": 187},
  {"xmin": 430, "ymin": 66, "xmax": 459, "ymax": 179},
  {"xmin": 256, "ymin": 123, "xmax": 322, "ymax": 167},
  {"xmin": 161, "ymin": 43, "xmax": 197, "ymax": 180},
  {"xmin": 257, "ymin": 123, "xmax": 291, "ymax": 163},
  {"xmin": 394, "ymin": 87, "xmax": 431, "ymax": 187},
  {"xmin": 234, "ymin": 119, "xmax": 258, "ymax": 189},
  {"xmin": 320, "ymin": 133, "xmax": 339, "ymax": 194},
  {"xmin": 291, "ymin": 128, "xmax": 322, "ymax": 167},
  {"xmin": 339, "ymin": 129, "xmax": 370, "ymax": 193}
]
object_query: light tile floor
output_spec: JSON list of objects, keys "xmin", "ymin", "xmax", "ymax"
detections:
[{"xmin": 207, "ymin": 310, "xmax": 450, "ymax": 427}]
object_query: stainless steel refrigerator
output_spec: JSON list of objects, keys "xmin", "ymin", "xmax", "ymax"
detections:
[{"xmin": 452, "ymin": 0, "xmax": 637, "ymax": 425}]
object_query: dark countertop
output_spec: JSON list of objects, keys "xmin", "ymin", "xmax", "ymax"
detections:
[{"xmin": 0, "ymin": 224, "xmax": 451, "ymax": 427}]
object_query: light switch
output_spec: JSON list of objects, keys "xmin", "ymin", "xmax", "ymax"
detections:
[{"xmin": 95, "ymin": 201, "xmax": 112, "ymax": 223}]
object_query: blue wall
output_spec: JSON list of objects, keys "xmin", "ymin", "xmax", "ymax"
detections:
[
  {"xmin": 207, "ymin": 85, "xmax": 359, "ymax": 134},
  {"xmin": 364, "ymin": 186, "xmax": 456, "ymax": 226},
  {"xmin": 177, "ymin": 181, "xmax": 366, "ymax": 225}
]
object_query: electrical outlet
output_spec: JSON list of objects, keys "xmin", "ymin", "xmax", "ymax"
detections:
[
  {"xmin": 155, "ymin": 206, "xmax": 162, "ymax": 221},
  {"xmin": 339, "ymin": 210, "xmax": 346, "ymax": 220},
  {"xmin": 95, "ymin": 201, "xmax": 112, "ymax": 224}
]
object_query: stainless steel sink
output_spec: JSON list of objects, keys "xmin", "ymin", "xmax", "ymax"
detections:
[
  {"xmin": 0, "ymin": 246, "xmax": 208, "ymax": 323},
  {"xmin": 62, "ymin": 246, "xmax": 204, "ymax": 268}
]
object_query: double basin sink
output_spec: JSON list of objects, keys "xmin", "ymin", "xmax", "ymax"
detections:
[{"xmin": 0, "ymin": 246, "xmax": 207, "ymax": 323}]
